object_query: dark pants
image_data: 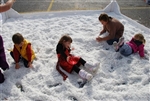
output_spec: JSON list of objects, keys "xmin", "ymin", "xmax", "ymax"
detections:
[
  {"xmin": 107, "ymin": 38, "xmax": 119, "ymax": 45},
  {"xmin": 10, "ymin": 51, "xmax": 29, "ymax": 68},
  {"xmin": 0, "ymin": 70, "xmax": 5, "ymax": 83},
  {"xmin": 72, "ymin": 58, "xmax": 86, "ymax": 74},
  {"xmin": 0, "ymin": 36, "xmax": 9, "ymax": 70},
  {"xmin": 0, "ymin": 35, "xmax": 9, "ymax": 83},
  {"xmin": 0, "ymin": 57, "xmax": 8, "ymax": 83},
  {"xmin": 0, "ymin": 49, "xmax": 9, "ymax": 70}
]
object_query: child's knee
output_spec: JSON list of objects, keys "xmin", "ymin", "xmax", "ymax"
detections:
[{"xmin": 107, "ymin": 40, "xmax": 113, "ymax": 45}]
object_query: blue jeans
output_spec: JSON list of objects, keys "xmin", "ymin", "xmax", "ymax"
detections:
[{"xmin": 119, "ymin": 44, "xmax": 133, "ymax": 56}]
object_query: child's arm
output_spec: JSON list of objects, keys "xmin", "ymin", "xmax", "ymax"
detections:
[
  {"xmin": 139, "ymin": 45, "xmax": 145, "ymax": 58},
  {"xmin": 26, "ymin": 44, "xmax": 33, "ymax": 67},
  {"xmin": 100, "ymin": 26, "xmax": 106, "ymax": 35},
  {"xmin": 26, "ymin": 44, "xmax": 32, "ymax": 62},
  {"xmin": 139, "ymin": 48, "xmax": 149, "ymax": 60},
  {"xmin": 57, "ymin": 44, "xmax": 68, "ymax": 60},
  {"xmin": 13, "ymin": 46, "xmax": 20, "ymax": 69},
  {"xmin": 13, "ymin": 46, "xmax": 20, "ymax": 63}
]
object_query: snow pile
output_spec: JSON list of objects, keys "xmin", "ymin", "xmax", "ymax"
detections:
[{"xmin": 0, "ymin": 10, "xmax": 149, "ymax": 101}]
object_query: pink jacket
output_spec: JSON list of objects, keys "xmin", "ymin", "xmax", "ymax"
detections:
[{"xmin": 127, "ymin": 38, "xmax": 145, "ymax": 57}]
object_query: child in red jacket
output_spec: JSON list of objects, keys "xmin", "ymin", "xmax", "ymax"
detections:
[{"xmin": 56, "ymin": 35, "xmax": 99, "ymax": 81}]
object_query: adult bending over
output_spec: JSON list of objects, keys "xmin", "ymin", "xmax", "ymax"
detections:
[{"xmin": 96, "ymin": 13, "xmax": 124, "ymax": 45}]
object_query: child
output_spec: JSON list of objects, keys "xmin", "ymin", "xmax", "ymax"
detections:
[
  {"xmin": 10, "ymin": 33, "xmax": 35, "ymax": 69},
  {"xmin": 56, "ymin": 35, "xmax": 99, "ymax": 81},
  {"xmin": 113, "ymin": 33, "xmax": 146, "ymax": 58},
  {"xmin": 0, "ymin": 35, "xmax": 9, "ymax": 83}
]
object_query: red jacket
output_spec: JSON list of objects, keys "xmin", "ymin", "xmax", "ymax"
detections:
[{"xmin": 56, "ymin": 43, "xmax": 80, "ymax": 73}]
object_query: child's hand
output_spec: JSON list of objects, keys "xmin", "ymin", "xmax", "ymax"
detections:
[
  {"xmin": 71, "ymin": 47, "xmax": 75, "ymax": 50},
  {"xmin": 15, "ymin": 63, "xmax": 20, "ymax": 69},
  {"xmin": 28, "ymin": 62, "xmax": 33, "ymax": 68},
  {"xmin": 96, "ymin": 36, "xmax": 103, "ymax": 42},
  {"xmin": 141, "ymin": 56, "xmax": 149, "ymax": 60}
]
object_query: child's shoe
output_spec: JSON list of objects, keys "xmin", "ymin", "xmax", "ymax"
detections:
[
  {"xmin": 113, "ymin": 41, "xmax": 119, "ymax": 51},
  {"xmin": 118, "ymin": 37, "xmax": 124, "ymax": 46},
  {"xmin": 84, "ymin": 63, "xmax": 100, "ymax": 72},
  {"xmin": 79, "ymin": 69, "xmax": 93, "ymax": 81}
]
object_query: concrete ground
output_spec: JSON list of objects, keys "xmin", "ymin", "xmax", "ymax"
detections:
[{"xmin": 3, "ymin": 0, "xmax": 150, "ymax": 28}]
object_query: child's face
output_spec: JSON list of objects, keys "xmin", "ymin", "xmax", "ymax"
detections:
[
  {"xmin": 134, "ymin": 36, "xmax": 142, "ymax": 42},
  {"xmin": 15, "ymin": 41, "xmax": 24, "ymax": 47},
  {"xmin": 63, "ymin": 41, "xmax": 71, "ymax": 49},
  {"xmin": 134, "ymin": 35, "xmax": 138, "ymax": 40},
  {"xmin": 100, "ymin": 20, "xmax": 107, "ymax": 26}
]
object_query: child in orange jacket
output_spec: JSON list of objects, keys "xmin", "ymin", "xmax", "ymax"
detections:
[{"xmin": 10, "ymin": 33, "xmax": 35, "ymax": 69}]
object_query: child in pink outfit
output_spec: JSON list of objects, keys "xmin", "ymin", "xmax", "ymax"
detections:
[{"xmin": 113, "ymin": 33, "xmax": 146, "ymax": 58}]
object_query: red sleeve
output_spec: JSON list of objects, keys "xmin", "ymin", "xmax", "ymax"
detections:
[
  {"xmin": 26, "ymin": 44, "xmax": 32, "ymax": 62},
  {"xmin": 13, "ymin": 46, "xmax": 20, "ymax": 63}
]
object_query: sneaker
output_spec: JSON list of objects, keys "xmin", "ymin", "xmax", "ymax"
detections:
[
  {"xmin": 118, "ymin": 37, "xmax": 124, "ymax": 46},
  {"xmin": 84, "ymin": 63, "xmax": 99, "ymax": 72},
  {"xmin": 79, "ymin": 69, "xmax": 93, "ymax": 81},
  {"xmin": 113, "ymin": 41, "xmax": 119, "ymax": 51},
  {"xmin": 89, "ymin": 63, "xmax": 100, "ymax": 73},
  {"xmin": 86, "ymin": 73, "xmax": 93, "ymax": 81}
]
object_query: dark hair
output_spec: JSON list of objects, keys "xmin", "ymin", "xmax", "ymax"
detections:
[
  {"xmin": 98, "ymin": 13, "xmax": 110, "ymax": 22},
  {"xmin": 58, "ymin": 35, "xmax": 72, "ymax": 44},
  {"xmin": 12, "ymin": 33, "xmax": 24, "ymax": 44}
]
